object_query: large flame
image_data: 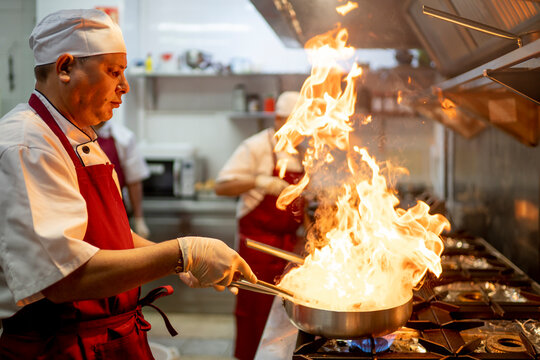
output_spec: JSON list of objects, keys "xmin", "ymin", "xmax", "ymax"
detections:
[{"xmin": 274, "ymin": 26, "xmax": 450, "ymax": 311}]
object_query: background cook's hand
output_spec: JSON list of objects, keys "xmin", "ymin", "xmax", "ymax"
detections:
[
  {"xmin": 177, "ymin": 237, "xmax": 257, "ymax": 289},
  {"xmin": 255, "ymin": 175, "xmax": 289, "ymax": 196},
  {"xmin": 134, "ymin": 217, "xmax": 150, "ymax": 238}
]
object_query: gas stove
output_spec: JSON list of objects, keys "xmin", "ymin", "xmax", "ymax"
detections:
[{"xmin": 255, "ymin": 234, "xmax": 540, "ymax": 360}]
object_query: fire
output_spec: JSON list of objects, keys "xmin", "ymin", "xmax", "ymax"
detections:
[
  {"xmin": 274, "ymin": 26, "xmax": 450, "ymax": 311},
  {"xmin": 336, "ymin": 1, "xmax": 359, "ymax": 16},
  {"xmin": 439, "ymin": 94, "xmax": 458, "ymax": 119}
]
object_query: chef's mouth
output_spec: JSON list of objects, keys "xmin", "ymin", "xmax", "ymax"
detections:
[{"xmin": 111, "ymin": 101, "xmax": 122, "ymax": 108}]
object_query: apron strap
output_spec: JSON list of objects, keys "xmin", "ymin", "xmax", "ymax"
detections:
[
  {"xmin": 28, "ymin": 94, "xmax": 83, "ymax": 169},
  {"xmin": 138, "ymin": 286, "xmax": 178, "ymax": 337}
]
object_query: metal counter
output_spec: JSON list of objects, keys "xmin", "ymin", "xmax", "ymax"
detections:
[
  {"xmin": 254, "ymin": 237, "xmax": 540, "ymax": 358},
  {"xmin": 143, "ymin": 196, "xmax": 237, "ymax": 215},
  {"xmin": 141, "ymin": 196, "xmax": 238, "ymax": 248},
  {"xmin": 255, "ymin": 296, "xmax": 297, "ymax": 359}
]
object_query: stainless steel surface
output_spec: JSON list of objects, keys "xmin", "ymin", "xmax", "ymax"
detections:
[
  {"xmin": 483, "ymin": 68, "xmax": 540, "ymax": 105},
  {"xmin": 250, "ymin": 0, "xmax": 422, "ymax": 49},
  {"xmin": 422, "ymin": 5, "xmax": 522, "ymax": 47},
  {"xmin": 409, "ymin": 39, "xmax": 540, "ymax": 146},
  {"xmin": 450, "ymin": 127, "xmax": 540, "ymax": 281},
  {"xmin": 433, "ymin": 40, "xmax": 540, "ymax": 91},
  {"xmin": 245, "ymin": 238, "xmax": 304, "ymax": 265},
  {"xmin": 405, "ymin": 0, "xmax": 540, "ymax": 77},
  {"xmin": 235, "ymin": 277, "xmax": 413, "ymax": 339},
  {"xmin": 283, "ymin": 296, "xmax": 413, "ymax": 339}
]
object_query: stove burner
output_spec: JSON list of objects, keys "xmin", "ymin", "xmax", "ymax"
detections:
[
  {"xmin": 486, "ymin": 334, "xmax": 526, "ymax": 353},
  {"xmin": 349, "ymin": 336, "xmax": 392, "ymax": 353},
  {"xmin": 457, "ymin": 291, "xmax": 484, "ymax": 302}
]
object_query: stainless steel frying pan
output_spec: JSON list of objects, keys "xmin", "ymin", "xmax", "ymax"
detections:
[{"xmin": 232, "ymin": 278, "xmax": 413, "ymax": 339}]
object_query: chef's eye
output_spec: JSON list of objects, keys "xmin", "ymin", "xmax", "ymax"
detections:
[{"xmin": 111, "ymin": 71, "xmax": 121, "ymax": 77}]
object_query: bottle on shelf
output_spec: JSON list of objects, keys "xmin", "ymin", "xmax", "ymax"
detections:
[
  {"xmin": 232, "ymin": 84, "xmax": 247, "ymax": 112},
  {"xmin": 247, "ymin": 94, "xmax": 261, "ymax": 113},
  {"xmin": 145, "ymin": 53, "xmax": 153, "ymax": 73},
  {"xmin": 263, "ymin": 94, "xmax": 275, "ymax": 112}
]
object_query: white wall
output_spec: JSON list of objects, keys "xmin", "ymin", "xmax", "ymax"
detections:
[{"xmin": 0, "ymin": 0, "xmax": 36, "ymax": 117}]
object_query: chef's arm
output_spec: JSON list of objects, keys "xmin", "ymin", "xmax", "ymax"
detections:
[
  {"xmin": 42, "ymin": 239, "xmax": 180, "ymax": 303},
  {"xmin": 214, "ymin": 178, "xmax": 255, "ymax": 196},
  {"xmin": 215, "ymin": 175, "xmax": 290, "ymax": 197},
  {"xmin": 41, "ymin": 236, "xmax": 257, "ymax": 303}
]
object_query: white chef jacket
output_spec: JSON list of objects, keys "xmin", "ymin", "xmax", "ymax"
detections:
[
  {"xmin": 0, "ymin": 91, "xmax": 118, "ymax": 318},
  {"xmin": 94, "ymin": 120, "xmax": 150, "ymax": 185},
  {"xmin": 216, "ymin": 128, "xmax": 303, "ymax": 219}
]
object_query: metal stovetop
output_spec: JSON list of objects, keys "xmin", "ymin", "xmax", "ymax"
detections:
[{"xmin": 255, "ymin": 235, "xmax": 540, "ymax": 359}]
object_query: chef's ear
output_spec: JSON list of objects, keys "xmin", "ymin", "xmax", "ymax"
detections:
[{"xmin": 56, "ymin": 53, "xmax": 75, "ymax": 82}]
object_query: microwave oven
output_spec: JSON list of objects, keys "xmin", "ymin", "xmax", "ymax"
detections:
[{"xmin": 143, "ymin": 157, "xmax": 198, "ymax": 198}]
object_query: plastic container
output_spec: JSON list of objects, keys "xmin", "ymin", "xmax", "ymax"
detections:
[{"xmin": 264, "ymin": 94, "xmax": 275, "ymax": 112}]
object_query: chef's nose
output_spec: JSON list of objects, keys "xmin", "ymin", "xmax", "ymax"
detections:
[{"xmin": 117, "ymin": 74, "xmax": 130, "ymax": 94}]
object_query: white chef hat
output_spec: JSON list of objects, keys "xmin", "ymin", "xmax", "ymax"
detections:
[
  {"xmin": 275, "ymin": 91, "xmax": 300, "ymax": 117},
  {"xmin": 29, "ymin": 9, "xmax": 126, "ymax": 66}
]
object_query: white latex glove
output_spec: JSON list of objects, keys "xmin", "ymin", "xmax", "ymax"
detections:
[
  {"xmin": 178, "ymin": 271, "xmax": 200, "ymax": 288},
  {"xmin": 177, "ymin": 237, "xmax": 257, "ymax": 289},
  {"xmin": 134, "ymin": 217, "xmax": 150, "ymax": 238},
  {"xmin": 255, "ymin": 175, "xmax": 289, "ymax": 196},
  {"xmin": 178, "ymin": 271, "xmax": 239, "ymax": 295}
]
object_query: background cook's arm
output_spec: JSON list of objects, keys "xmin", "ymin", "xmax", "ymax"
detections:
[{"xmin": 214, "ymin": 178, "xmax": 256, "ymax": 196}]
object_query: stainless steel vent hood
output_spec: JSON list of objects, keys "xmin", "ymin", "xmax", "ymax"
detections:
[
  {"xmin": 404, "ymin": 0, "xmax": 540, "ymax": 146},
  {"xmin": 249, "ymin": 0, "xmax": 422, "ymax": 49}
]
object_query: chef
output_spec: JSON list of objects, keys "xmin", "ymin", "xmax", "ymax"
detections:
[
  {"xmin": 215, "ymin": 91, "xmax": 305, "ymax": 360},
  {"xmin": 94, "ymin": 120, "xmax": 151, "ymax": 238},
  {"xmin": 0, "ymin": 8, "xmax": 256, "ymax": 360}
]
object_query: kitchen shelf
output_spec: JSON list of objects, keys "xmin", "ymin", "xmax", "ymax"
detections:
[
  {"xmin": 228, "ymin": 111, "xmax": 275, "ymax": 120},
  {"xmin": 141, "ymin": 109, "xmax": 275, "ymax": 120},
  {"xmin": 127, "ymin": 71, "xmax": 309, "ymax": 78}
]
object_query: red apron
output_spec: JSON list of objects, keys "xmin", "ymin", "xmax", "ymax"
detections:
[
  {"xmin": 234, "ymin": 138, "xmax": 305, "ymax": 360},
  {"xmin": 97, "ymin": 135, "xmax": 126, "ymax": 189},
  {"xmin": 0, "ymin": 94, "xmax": 174, "ymax": 360}
]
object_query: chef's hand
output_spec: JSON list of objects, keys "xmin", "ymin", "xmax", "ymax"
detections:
[
  {"xmin": 177, "ymin": 237, "xmax": 257, "ymax": 290},
  {"xmin": 134, "ymin": 217, "xmax": 150, "ymax": 238},
  {"xmin": 255, "ymin": 175, "xmax": 289, "ymax": 196}
]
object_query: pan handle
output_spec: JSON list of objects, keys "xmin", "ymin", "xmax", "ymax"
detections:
[
  {"xmin": 245, "ymin": 238, "xmax": 304, "ymax": 265},
  {"xmin": 230, "ymin": 278, "xmax": 295, "ymax": 300}
]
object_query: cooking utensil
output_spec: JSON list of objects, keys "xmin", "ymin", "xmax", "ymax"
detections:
[
  {"xmin": 284, "ymin": 295, "xmax": 413, "ymax": 339},
  {"xmin": 231, "ymin": 277, "xmax": 413, "ymax": 339},
  {"xmin": 230, "ymin": 278, "xmax": 295, "ymax": 300},
  {"xmin": 245, "ymin": 238, "xmax": 304, "ymax": 265},
  {"xmin": 184, "ymin": 49, "xmax": 212, "ymax": 70}
]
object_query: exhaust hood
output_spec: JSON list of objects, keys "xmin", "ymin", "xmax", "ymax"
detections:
[
  {"xmin": 252, "ymin": 0, "xmax": 540, "ymax": 146},
  {"xmin": 404, "ymin": 0, "xmax": 540, "ymax": 146},
  {"xmin": 249, "ymin": 0, "xmax": 422, "ymax": 49}
]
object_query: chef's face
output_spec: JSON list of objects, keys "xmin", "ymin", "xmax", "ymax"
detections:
[{"xmin": 63, "ymin": 53, "xmax": 129, "ymax": 127}]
